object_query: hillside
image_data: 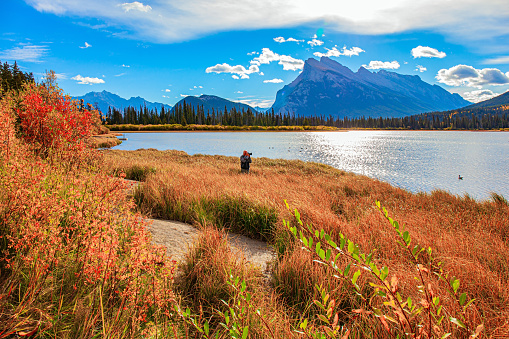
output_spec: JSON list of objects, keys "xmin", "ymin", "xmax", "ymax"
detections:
[
  {"xmin": 75, "ymin": 90, "xmax": 172, "ymax": 114},
  {"xmin": 464, "ymin": 90, "xmax": 509, "ymax": 109},
  {"xmin": 172, "ymin": 94, "xmax": 257, "ymax": 113}
]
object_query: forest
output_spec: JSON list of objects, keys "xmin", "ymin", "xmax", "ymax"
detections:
[
  {"xmin": 106, "ymin": 99, "xmax": 509, "ymax": 130},
  {"xmin": 0, "ymin": 60, "xmax": 35, "ymax": 96}
]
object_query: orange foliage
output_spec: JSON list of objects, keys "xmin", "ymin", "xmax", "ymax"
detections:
[
  {"xmin": 105, "ymin": 149, "xmax": 509, "ymax": 337},
  {"xmin": 0, "ymin": 90, "xmax": 175, "ymax": 337}
]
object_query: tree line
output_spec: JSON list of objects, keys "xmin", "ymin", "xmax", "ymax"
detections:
[
  {"xmin": 106, "ymin": 100, "xmax": 509, "ymax": 130},
  {"xmin": 0, "ymin": 61, "xmax": 35, "ymax": 97}
]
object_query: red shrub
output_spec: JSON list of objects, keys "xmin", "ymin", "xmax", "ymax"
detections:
[{"xmin": 15, "ymin": 82, "xmax": 94, "ymax": 157}]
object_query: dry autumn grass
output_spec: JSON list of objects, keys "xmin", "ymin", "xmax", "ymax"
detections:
[
  {"xmin": 0, "ymin": 83, "xmax": 177, "ymax": 338},
  {"xmin": 2, "ymin": 76, "xmax": 508, "ymax": 337},
  {"xmin": 104, "ymin": 148, "xmax": 509, "ymax": 338}
]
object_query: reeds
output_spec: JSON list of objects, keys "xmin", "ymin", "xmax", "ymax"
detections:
[
  {"xmin": 104, "ymin": 148, "xmax": 509, "ymax": 337},
  {"xmin": 107, "ymin": 123, "xmax": 339, "ymax": 132}
]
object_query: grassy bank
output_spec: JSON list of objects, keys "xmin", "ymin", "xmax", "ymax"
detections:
[
  {"xmin": 2, "ymin": 75, "xmax": 508, "ymax": 337},
  {"xmin": 107, "ymin": 123, "xmax": 339, "ymax": 132},
  {"xmin": 88, "ymin": 133, "xmax": 122, "ymax": 148},
  {"xmin": 104, "ymin": 148, "xmax": 509, "ymax": 338}
]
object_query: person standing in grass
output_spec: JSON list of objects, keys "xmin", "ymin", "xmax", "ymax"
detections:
[{"xmin": 240, "ymin": 150, "xmax": 252, "ymax": 174}]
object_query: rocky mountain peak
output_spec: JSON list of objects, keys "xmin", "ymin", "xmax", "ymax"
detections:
[{"xmin": 270, "ymin": 57, "xmax": 470, "ymax": 118}]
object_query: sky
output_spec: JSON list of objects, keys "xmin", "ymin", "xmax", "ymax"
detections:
[{"xmin": 2, "ymin": 0, "xmax": 509, "ymax": 108}]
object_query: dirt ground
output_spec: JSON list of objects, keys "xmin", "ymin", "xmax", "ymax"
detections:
[{"xmin": 147, "ymin": 218, "xmax": 275, "ymax": 273}]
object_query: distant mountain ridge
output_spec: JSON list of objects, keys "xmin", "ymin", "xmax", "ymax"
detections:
[
  {"xmin": 172, "ymin": 95, "xmax": 257, "ymax": 113},
  {"xmin": 465, "ymin": 91, "xmax": 509, "ymax": 109},
  {"xmin": 271, "ymin": 57, "xmax": 469, "ymax": 118},
  {"xmin": 75, "ymin": 90, "xmax": 172, "ymax": 114}
]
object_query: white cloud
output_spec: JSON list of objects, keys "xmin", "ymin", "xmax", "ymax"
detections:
[
  {"xmin": 206, "ymin": 63, "xmax": 259, "ymax": 79},
  {"xmin": 250, "ymin": 48, "xmax": 304, "ymax": 71},
  {"xmin": 79, "ymin": 42, "xmax": 92, "ymax": 49},
  {"xmin": 461, "ymin": 89, "xmax": 500, "ymax": 103},
  {"xmin": 311, "ymin": 33, "xmax": 325, "ymax": 39},
  {"xmin": 274, "ymin": 37, "xmax": 303, "ymax": 43},
  {"xmin": 114, "ymin": 73, "xmax": 126, "ymax": 77},
  {"xmin": 162, "ymin": 95, "xmax": 170, "ymax": 98},
  {"xmin": 232, "ymin": 75, "xmax": 240, "ymax": 79},
  {"xmin": 24, "ymin": 0, "xmax": 509, "ymax": 50},
  {"xmin": 180, "ymin": 94, "xmax": 190, "ymax": 97},
  {"xmin": 415, "ymin": 65, "xmax": 427, "ymax": 72},
  {"xmin": 277, "ymin": 54, "xmax": 305, "ymax": 71},
  {"xmin": 307, "ymin": 39, "xmax": 324, "ymax": 47},
  {"xmin": 313, "ymin": 46, "xmax": 365, "ymax": 58},
  {"xmin": 436, "ymin": 64, "xmax": 509, "ymax": 88},
  {"xmin": 0, "ymin": 44, "xmax": 48, "ymax": 63},
  {"xmin": 251, "ymin": 48, "xmax": 279, "ymax": 65},
  {"xmin": 411, "ymin": 46, "xmax": 446, "ymax": 58},
  {"xmin": 234, "ymin": 91, "xmax": 243, "ymax": 93},
  {"xmin": 363, "ymin": 61, "xmax": 400, "ymax": 70},
  {"xmin": 165, "ymin": 89, "xmax": 171, "ymax": 92},
  {"xmin": 237, "ymin": 98, "xmax": 274, "ymax": 108},
  {"xmin": 71, "ymin": 75, "xmax": 105, "ymax": 85},
  {"xmin": 120, "ymin": 1, "xmax": 152, "ymax": 12},
  {"xmin": 263, "ymin": 78, "xmax": 284, "ymax": 83},
  {"xmin": 484, "ymin": 56, "xmax": 509, "ymax": 64},
  {"xmin": 122, "ymin": 64, "xmax": 130, "ymax": 68},
  {"xmin": 247, "ymin": 51, "xmax": 258, "ymax": 55}
]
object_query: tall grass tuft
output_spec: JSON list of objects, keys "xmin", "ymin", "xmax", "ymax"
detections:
[
  {"xmin": 177, "ymin": 227, "xmax": 258, "ymax": 318},
  {"xmin": 120, "ymin": 164, "xmax": 157, "ymax": 181},
  {"xmin": 196, "ymin": 195, "xmax": 278, "ymax": 240},
  {"xmin": 490, "ymin": 192, "xmax": 509, "ymax": 206},
  {"xmin": 175, "ymin": 227, "xmax": 298, "ymax": 338}
]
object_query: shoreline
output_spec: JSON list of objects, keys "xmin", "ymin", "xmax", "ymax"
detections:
[
  {"xmin": 111, "ymin": 129, "xmax": 509, "ymax": 134},
  {"xmin": 107, "ymin": 126, "xmax": 509, "ymax": 133},
  {"xmin": 109, "ymin": 129, "xmax": 346, "ymax": 133}
]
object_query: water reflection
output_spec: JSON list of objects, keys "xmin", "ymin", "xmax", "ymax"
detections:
[{"xmin": 113, "ymin": 130, "xmax": 509, "ymax": 200}]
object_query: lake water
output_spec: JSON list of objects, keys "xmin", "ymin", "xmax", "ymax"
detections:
[{"xmin": 112, "ymin": 130, "xmax": 509, "ymax": 201}]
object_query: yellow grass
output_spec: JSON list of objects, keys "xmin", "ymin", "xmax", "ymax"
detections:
[
  {"xmin": 104, "ymin": 149, "xmax": 509, "ymax": 337},
  {"xmin": 107, "ymin": 123, "xmax": 339, "ymax": 132},
  {"xmin": 87, "ymin": 133, "xmax": 122, "ymax": 148}
]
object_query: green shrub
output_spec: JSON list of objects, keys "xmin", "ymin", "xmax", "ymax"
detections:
[
  {"xmin": 120, "ymin": 165, "xmax": 156, "ymax": 181},
  {"xmin": 196, "ymin": 195, "xmax": 278, "ymax": 241}
]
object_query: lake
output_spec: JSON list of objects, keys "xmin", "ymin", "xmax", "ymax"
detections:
[{"xmin": 112, "ymin": 130, "xmax": 509, "ymax": 201}]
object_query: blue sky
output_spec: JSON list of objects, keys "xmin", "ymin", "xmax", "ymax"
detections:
[{"xmin": 2, "ymin": 0, "xmax": 509, "ymax": 108}]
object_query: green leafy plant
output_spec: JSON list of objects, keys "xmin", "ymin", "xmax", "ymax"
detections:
[{"xmin": 283, "ymin": 199, "xmax": 484, "ymax": 338}]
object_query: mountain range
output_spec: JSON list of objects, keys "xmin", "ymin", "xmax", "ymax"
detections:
[
  {"xmin": 172, "ymin": 95, "xmax": 258, "ymax": 113},
  {"xmin": 76, "ymin": 59, "xmax": 496, "ymax": 120},
  {"xmin": 74, "ymin": 90, "xmax": 172, "ymax": 114},
  {"xmin": 270, "ymin": 57, "xmax": 469, "ymax": 118}
]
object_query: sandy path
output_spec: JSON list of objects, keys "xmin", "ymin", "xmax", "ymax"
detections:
[
  {"xmin": 123, "ymin": 179, "xmax": 275, "ymax": 272},
  {"xmin": 147, "ymin": 218, "xmax": 276, "ymax": 273}
]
